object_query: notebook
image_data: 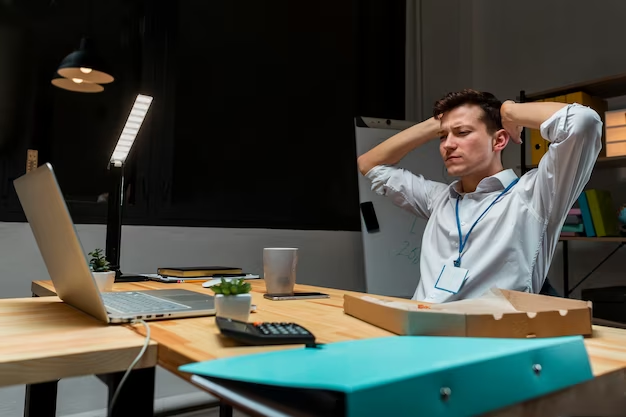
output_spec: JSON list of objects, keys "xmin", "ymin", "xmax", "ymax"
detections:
[{"xmin": 157, "ymin": 266, "xmax": 242, "ymax": 278}]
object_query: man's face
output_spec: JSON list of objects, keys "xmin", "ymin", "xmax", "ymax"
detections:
[{"xmin": 438, "ymin": 104, "xmax": 500, "ymax": 178}]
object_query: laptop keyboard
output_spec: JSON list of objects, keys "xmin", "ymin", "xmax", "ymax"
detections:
[{"xmin": 102, "ymin": 292, "xmax": 191, "ymax": 313}]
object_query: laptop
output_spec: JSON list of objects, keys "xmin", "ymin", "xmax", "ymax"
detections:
[{"xmin": 14, "ymin": 163, "xmax": 216, "ymax": 324}]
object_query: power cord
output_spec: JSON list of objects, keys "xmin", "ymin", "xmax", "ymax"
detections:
[{"xmin": 108, "ymin": 319, "xmax": 151, "ymax": 417}]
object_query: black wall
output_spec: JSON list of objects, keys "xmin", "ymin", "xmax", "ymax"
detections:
[{"xmin": 0, "ymin": 0, "xmax": 405, "ymax": 231}]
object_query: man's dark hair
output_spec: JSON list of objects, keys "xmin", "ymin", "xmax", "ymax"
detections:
[{"xmin": 433, "ymin": 89, "xmax": 503, "ymax": 134}]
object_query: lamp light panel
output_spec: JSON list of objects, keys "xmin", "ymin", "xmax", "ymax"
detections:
[{"xmin": 110, "ymin": 94, "xmax": 153, "ymax": 165}]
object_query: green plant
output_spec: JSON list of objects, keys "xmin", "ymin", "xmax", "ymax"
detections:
[
  {"xmin": 88, "ymin": 248, "xmax": 111, "ymax": 272},
  {"xmin": 210, "ymin": 278, "xmax": 251, "ymax": 296}
]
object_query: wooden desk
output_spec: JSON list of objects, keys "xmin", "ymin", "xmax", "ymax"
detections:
[
  {"xmin": 32, "ymin": 280, "xmax": 391, "ymax": 371},
  {"xmin": 0, "ymin": 296, "xmax": 157, "ymax": 417},
  {"xmin": 32, "ymin": 279, "xmax": 626, "ymax": 416}
]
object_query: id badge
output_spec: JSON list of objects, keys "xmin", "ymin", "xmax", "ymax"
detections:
[{"xmin": 435, "ymin": 263, "xmax": 469, "ymax": 294}]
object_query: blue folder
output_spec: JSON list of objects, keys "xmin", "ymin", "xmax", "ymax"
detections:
[
  {"xmin": 180, "ymin": 335, "xmax": 593, "ymax": 417},
  {"xmin": 578, "ymin": 192, "xmax": 596, "ymax": 237}
]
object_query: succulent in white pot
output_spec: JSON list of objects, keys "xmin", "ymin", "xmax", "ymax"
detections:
[
  {"xmin": 210, "ymin": 278, "xmax": 252, "ymax": 322},
  {"xmin": 88, "ymin": 248, "xmax": 115, "ymax": 292}
]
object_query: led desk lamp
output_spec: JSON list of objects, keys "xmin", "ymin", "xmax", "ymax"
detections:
[{"xmin": 105, "ymin": 94, "xmax": 153, "ymax": 282}]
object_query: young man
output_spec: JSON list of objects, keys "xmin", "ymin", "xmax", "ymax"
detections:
[{"xmin": 357, "ymin": 90, "xmax": 602, "ymax": 302}]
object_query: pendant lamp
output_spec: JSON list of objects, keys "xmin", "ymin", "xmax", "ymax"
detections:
[
  {"xmin": 53, "ymin": 37, "xmax": 114, "ymax": 91},
  {"xmin": 50, "ymin": 72, "xmax": 104, "ymax": 93}
]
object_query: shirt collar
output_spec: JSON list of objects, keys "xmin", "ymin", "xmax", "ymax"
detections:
[{"xmin": 449, "ymin": 169, "xmax": 518, "ymax": 198}]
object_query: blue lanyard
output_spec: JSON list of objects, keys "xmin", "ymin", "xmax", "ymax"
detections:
[{"xmin": 454, "ymin": 178, "xmax": 519, "ymax": 267}]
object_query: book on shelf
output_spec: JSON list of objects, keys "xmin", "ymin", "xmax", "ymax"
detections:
[
  {"xmin": 560, "ymin": 207, "xmax": 585, "ymax": 237},
  {"xmin": 562, "ymin": 224, "xmax": 584, "ymax": 233},
  {"xmin": 577, "ymin": 192, "xmax": 596, "ymax": 237},
  {"xmin": 157, "ymin": 266, "xmax": 243, "ymax": 278},
  {"xmin": 563, "ymin": 190, "xmax": 620, "ymax": 238},
  {"xmin": 585, "ymin": 189, "xmax": 619, "ymax": 237}
]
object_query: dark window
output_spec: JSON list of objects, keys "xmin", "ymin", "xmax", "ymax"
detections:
[{"xmin": 0, "ymin": 0, "xmax": 405, "ymax": 230}]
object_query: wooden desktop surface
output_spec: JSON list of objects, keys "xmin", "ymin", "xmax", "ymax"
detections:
[
  {"xmin": 31, "ymin": 279, "xmax": 626, "ymax": 380},
  {"xmin": 31, "ymin": 279, "xmax": 626, "ymax": 416},
  {"xmin": 0, "ymin": 296, "xmax": 157, "ymax": 387},
  {"xmin": 33, "ymin": 279, "xmax": 394, "ymax": 379}
]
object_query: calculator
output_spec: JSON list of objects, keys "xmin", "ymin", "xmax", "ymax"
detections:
[{"xmin": 215, "ymin": 316, "xmax": 316, "ymax": 346}]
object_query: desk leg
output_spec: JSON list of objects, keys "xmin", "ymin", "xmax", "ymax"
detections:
[
  {"xmin": 219, "ymin": 402, "xmax": 233, "ymax": 417},
  {"xmin": 24, "ymin": 380, "xmax": 58, "ymax": 417},
  {"xmin": 99, "ymin": 367, "xmax": 155, "ymax": 416}
]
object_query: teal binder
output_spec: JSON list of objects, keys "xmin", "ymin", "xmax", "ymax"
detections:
[
  {"xmin": 578, "ymin": 192, "xmax": 596, "ymax": 237},
  {"xmin": 180, "ymin": 335, "xmax": 593, "ymax": 417}
]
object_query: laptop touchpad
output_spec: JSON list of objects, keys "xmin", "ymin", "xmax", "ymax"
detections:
[{"xmin": 143, "ymin": 289, "xmax": 213, "ymax": 303}]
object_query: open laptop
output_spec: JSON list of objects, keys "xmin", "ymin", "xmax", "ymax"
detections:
[{"xmin": 14, "ymin": 163, "xmax": 216, "ymax": 324}]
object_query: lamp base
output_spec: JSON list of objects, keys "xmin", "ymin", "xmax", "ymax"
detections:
[{"xmin": 114, "ymin": 269, "xmax": 149, "ymax": 283}]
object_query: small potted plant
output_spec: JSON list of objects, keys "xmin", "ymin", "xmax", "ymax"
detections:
[
  {"xmin": 88, "ymin": 248, "xmax": 115, "ymax": 292},
  {"xmin": 210, "ymin": 278, "xmax": 252, "ymax": 321}
]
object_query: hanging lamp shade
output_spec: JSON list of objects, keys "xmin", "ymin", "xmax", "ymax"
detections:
[
  {"xmin": 56, "ymin": 37, "xmax": 114, "ymax": 85},
  {"xmin": 51, "ymin": 73, "xmax": 104, "ymax": 93}
]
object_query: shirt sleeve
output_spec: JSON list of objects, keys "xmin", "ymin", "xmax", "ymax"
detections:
[
  {"xmin": 365, "ymin": 165, "xmax": 449, "ymax": 219},
  {"xmin": 521, "ymin": 103, "xmax": 602, "ymax": 229}
]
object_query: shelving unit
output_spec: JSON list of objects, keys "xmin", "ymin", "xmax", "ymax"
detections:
[
  {"xmin": 559, "ymin": 236, "xmax": 626, "ymax": 243},
  {"xmin": 558, "ymin": 237, "xmax": 626, "ymax": 298},
  {"xmin": 525, "ymin": 155, "xmax": 626, "ymax": 171},
  {"xmin": 520, "ymin": 72, "xmax": 626, "ymax": 298}
]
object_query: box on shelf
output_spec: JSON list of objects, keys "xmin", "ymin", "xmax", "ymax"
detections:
[
  {"xmin": 606, "ymin": 142, "xmax": 626, "ymax": 158},
  {"xmin": 606, "ymin": 125, "xmax": 626, "ymax": 140},
  {"xmin": 605, "ymin": 109, "xmax": 626, "ymax": 127},
  {"xmin": 604, "ymin": 108, "xmax": 626, "ymax": 157},
  {"xmin": 344, "ymin": 288, "xmax": 593, "ymax": 339}
]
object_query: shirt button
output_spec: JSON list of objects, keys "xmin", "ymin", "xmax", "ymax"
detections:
[{"xmin": 461, "ymin": 222, "xmax": 466, "ymax": 226}]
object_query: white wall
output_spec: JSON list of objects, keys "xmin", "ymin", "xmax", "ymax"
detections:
[
  {"xmin": 0, "ymin": 221, "xmax": 365, "ymax": 415},
  {"xmin": 415, "ymin": 0, "xmax": 626, "ymax": 298},
  {"xmin": 0, "ymin": 222, "xmax": 366, "ymax": 298}
]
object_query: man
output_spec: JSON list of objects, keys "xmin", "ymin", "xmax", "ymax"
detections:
[{"xmin": 357, "ymin": 89, "xmax": 602, "ymax": 302}]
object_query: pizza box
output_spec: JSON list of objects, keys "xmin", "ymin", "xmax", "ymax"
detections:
[{"xmin": 343, "ymin": 288, "xmax": 592, "ymax": 338}]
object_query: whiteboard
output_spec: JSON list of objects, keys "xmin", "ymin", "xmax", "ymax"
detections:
[{"xmin": 354, "ymin": 116, "xmax": 450, "ymax": 298}]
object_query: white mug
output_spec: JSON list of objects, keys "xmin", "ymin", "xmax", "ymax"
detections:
[{"xmin": 263, "ymin": 248, "xmax": 298, "ymax": 295}]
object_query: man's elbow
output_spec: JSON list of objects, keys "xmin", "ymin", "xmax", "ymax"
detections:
[
  {"xmin": 571, "ymin": 106, "xmax": 603, "ymax": 145},
  {"xmin": 357, "ymin": 154, "xmax": 375, "ymax": 176}
]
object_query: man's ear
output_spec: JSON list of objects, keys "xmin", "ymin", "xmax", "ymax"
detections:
[{"xmin": 492, "ymin": 128, "xmax": 509, "ymax": 152}]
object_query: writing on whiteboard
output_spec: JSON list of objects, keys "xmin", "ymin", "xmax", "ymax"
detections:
[
  {"xmin": 395, "ymin": 241, "xmax": 420, "ymax": 264},
  {"xmin": 393, "ymin": 215, "xmax": 422, "ymax": 266}
]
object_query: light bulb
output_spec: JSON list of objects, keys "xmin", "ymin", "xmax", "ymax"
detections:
[
  {"xmin": 72, "ymin": 78, "xmax": 84, "ymax": 84},
  {"xmin": 80, "ymin": 67, "xmax": 93, "ymax": 74}
]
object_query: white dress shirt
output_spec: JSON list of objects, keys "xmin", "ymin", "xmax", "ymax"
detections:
[{"xmin": 365, "ymin": 104, "xmax": 602, "ymax": 302}]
